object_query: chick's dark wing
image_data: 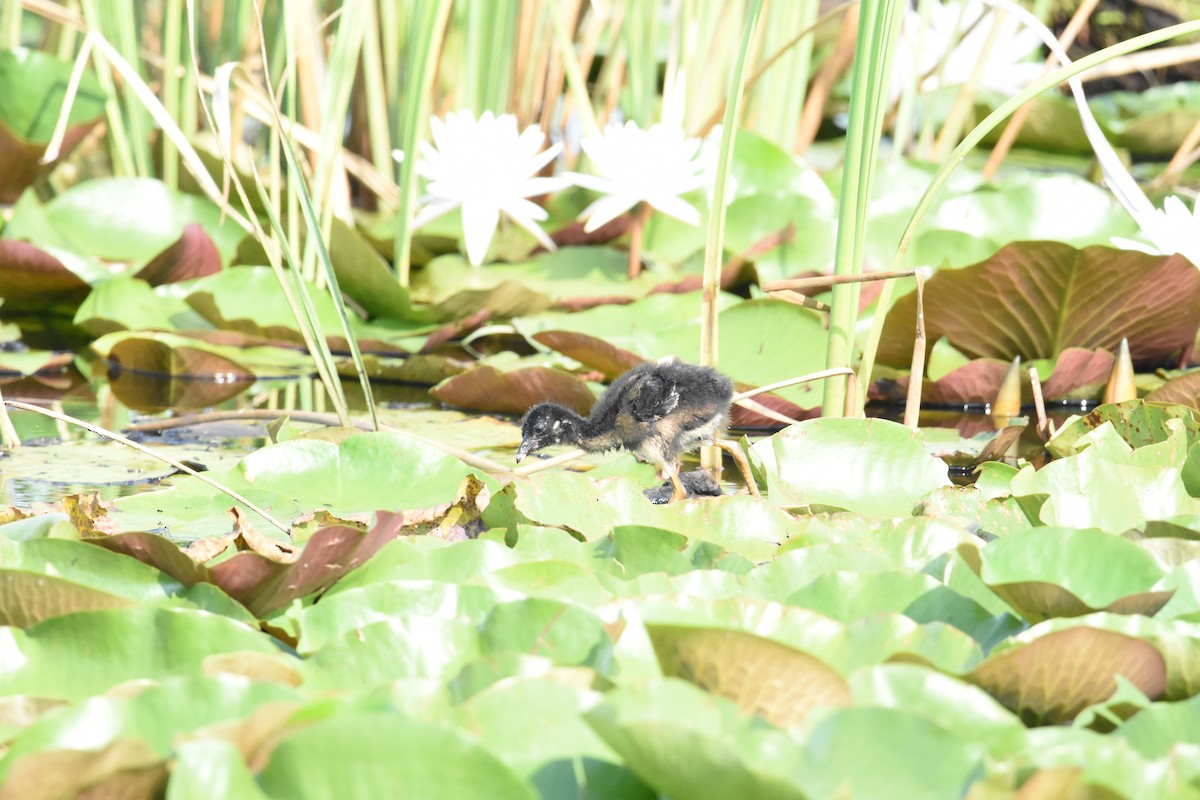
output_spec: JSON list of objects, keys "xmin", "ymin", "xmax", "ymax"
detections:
[{"xmin": 628, "ymin": 374, "xmax": 680, "ymax": 421}]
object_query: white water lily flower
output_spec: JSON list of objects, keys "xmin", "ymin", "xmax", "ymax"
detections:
[
  {"xmin": 570, "ymin": 121, "xmax": 708, "ymax": 233},
  {"xmin": 413, "ymin": 110, "xmax": 567, "ymax": 266},
  {"xmin": 892, "ymin": 0, "xmax": 1043, "ymax": 99},
  {"xmin": 1112, "ymin": 195, "xmax": 1200, "ymax": 268}
]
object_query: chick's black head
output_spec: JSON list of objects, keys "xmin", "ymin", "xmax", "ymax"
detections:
[{"xmin": 516, "ymin": 403, "xmax": 579, "ymax": 462}]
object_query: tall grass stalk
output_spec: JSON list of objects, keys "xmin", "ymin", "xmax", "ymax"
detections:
[
  {"xmin": 252, "ymin": 5, "xmax": 379, "ymax": 431},
  {"xmin": 394, "ymin": 0, "xmax": 454, "ymax": 288},
  {"xmin": 822, "ymin": 0, "xmax": 905, "ymax": 417},
  {"xmin": 77, "ymin": 0, "xmax": 136, "ymax": 175},
  {"xmin": 161, "ymin": 0, "xmax": 184, "ymax": 188},
  {"xmin": 1, "ymin": 0, "xmax": 20, "ymax": 49},
  {"xmin": 359, "ymin": 0, "xmax": 394, "ymax": 179},
  {"xmin": 699, "ymin": 0, "xmax": 764, "ymax": 471},
  {"xmin": 208, "ymin": 63, "xmax": 350, "ymax": 427}
]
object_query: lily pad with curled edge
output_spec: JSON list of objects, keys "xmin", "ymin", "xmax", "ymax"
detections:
[
  {"xmin": 646, "ymin": 624, "xmax": 851, "ymax": 728},
  {"xmin": 964, "ymin": 623, "xmax": 1167, "ymax": 726},
  {"xmin": 584, "ymin": 678, "xmax": 809, "ymax": 800},
  {"xmin": 957, "ymin": 528, "xmax": 1172, "ymax": 624}
]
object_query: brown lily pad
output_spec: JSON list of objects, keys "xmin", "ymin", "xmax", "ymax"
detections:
[
  {"xmin": 207, "ymin": 511, "xmax": 409, "ymax": 618},
  {"xmin": 91, "ymin": 532, "xmax": 211, "ymax": 585},
  {"xmin": 647, "ymin": 624, "xmax": 851, "ymax": 728},
  {"xmin": 880, "ymin": 242, "xmax": 1200, "ymax": 368},
  {"xmin": 1040, "ymin": 347, "xmax": 1116, "ymax": 401},
  {"xmin": 0, "ymin": 240, "xmax": 91, "ymax": 310},
  {"xmin": 966, "ymin": 626, "xmax": 1166, "ymax": 725},
  {"xmin": 0, "ymin": 738, "xmax": 166, "ymax": 800},
  {"xmin": 0, "ymin": 571, "xmax": 133, "ymax": 628},
  {"xmin": 430, "ymin": 364, "xmax": 596, "ymax": 416},
  {"xmin": 531, "ymin": 330, "xmax": 644, "ymax": 380},
  {"xmin": 1146, "ymin": 369, "xmax": 1200, "ymax": 410},
  {"xmin": 107, "ymin": 336, "xmax": 255, "ymax": 380},
  {"xmin": 133, "ymin": 223, "xmax": 222, "ymax": 286}
]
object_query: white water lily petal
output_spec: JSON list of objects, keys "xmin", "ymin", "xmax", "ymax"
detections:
[
  {"xmin": 573, "ymin": 121, "xmax": 707, "ymax": 231},
  {"xmin": 413, "ymin": 109, "xmax": 564, "ymax": 266},
  {"xmin": 412, "ymin": 198, "xmax": 459, "ymax": 229},
  {"xmin": 892, "ymin": 0, "xmax": 1042, "ymax": 99},
  {"xmin": 1111, "ymin": 194, "xmax": 1200, "ymax": 268},
  {"xmin": 645, "ymin": 194, "xmax": 702, "ymax": 226},
  {"xmin": 462, "ymin": 201, "xmax": 501, "ymax": 267},
  {"xmin": 580, "ymin": 195, "xmax": 641, "ymax": 233}
]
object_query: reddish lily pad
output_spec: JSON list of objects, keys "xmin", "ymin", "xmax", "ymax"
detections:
[
  {"xmin": 0, "ymin": 241, "xmax": 91, "ymax": 310},
  {"xmin": 133, "ymin": 223, "xmax": 221, "ymax": 286},
  {"xmin": 106, "ymin": 335, "xmax": 254, "ymax": 381},
  {"xmin": 647, "ymin": 624, "xmax": 851, "ymax": 728},
  {"xmin": 431, "ymin": 365, "xmax": 596, "ymax": 416},
  {"xmin": 532, "ymin": 330, "xmax": 645, "ymax": 380},
  {"xmin": 1040, "ymin": 347, "xmax": 1116, "ymax": 401},
  {"xmin": 0, "ymin": 48, "xmax": 106, "ymax": 203},
  {"xmin": 879, "ymin": 242, "xmax": 1200, "ymax": 367},
  {"xmin": 918, "ymin": 358, "xmax": 1010, "ymax": 405},
  {"xmin": 1146, "ymin": 369, "xmax": 1200, "ymax": 411},
  {"xmin": 966, "ymin": 625, "xmax": 1167, "ymax": 725},
  {"xmin": 208, "ymin": 513, "xmax": 408, "ymax": 618}
]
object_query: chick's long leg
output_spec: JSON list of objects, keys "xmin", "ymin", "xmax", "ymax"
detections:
[
  {"xmin": 713, "ymin": 439, "xmax": 761, "ymax": 498},
  {"xmin": 661, "ymin": 461, "xmax": 688, "ymax": 502}
]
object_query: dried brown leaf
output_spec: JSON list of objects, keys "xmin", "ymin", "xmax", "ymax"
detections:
[{"xmin": 58, "ymin": 493, "xmax": 118, "ymax": 538}]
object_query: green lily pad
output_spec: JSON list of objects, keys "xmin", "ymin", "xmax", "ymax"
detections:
[
  {"xmin": 74, "ymin": 277, "xmax": 202, "ymax": 336},
  {"xmin": 42, "ymin": 177, "xmax": 243, "ymax": 265},
  {"xmin": 480, "ymin": 598, "xmax": 613, "ymax": 671},
  {"xmin": 292, "ymin": 580, "xmax": 500, "ymax": 653},
  {"xmin": 750, "ymin": 418, "xmax": 951, "ymax": 516},
  {"xmin": 257, "ymin": 713, "xmax": 538, "ymax": 800},
  {"xmin": 959, "ymin": 528, "xmax": 1171, "ymax": 623},
  {"xmin": 221, "ymin": 431, "xmax": 489, "ymax": 514},
  {"xmin": 485, "ymin": 472, "xmax": 793, "ymax": 561},
  {"xmin": 0, "ymin": 48, "xmax": 105, "ymax": 202},
  {"xmin": 1047, "ymin": 400, "xmax": 1200, "ymax": 459},
  {"xmin": 1009, "ymin": 440, "xmax": 1200, "ymax": 533},
  {"xmin": 0, "ymin": 607, "xmax": 282, "ymax": 700},
  {"xmin": 585, "ymin": 678, "xmax": 809, "ymax": 800},
  {"xmin": 0, "ymin": 674, "xmax": 299, "ymax": 782},
  {"xmin": 169, "ymin": 739, "xmax": 272, "ymax": 800},
  {"xmin": 785, "ymin": 570, "xmax": 944, "ymax": 623},
  {"xmin": 448, "ymin": 678, "xmax": 651, "ymax": 799},
  {"xmin": 796, "ymin": 707, "xmax": 984, "ymax": 800},
  {"xmin": 299, "ymin": 617, "xmax": 481, "ymax": 692}
]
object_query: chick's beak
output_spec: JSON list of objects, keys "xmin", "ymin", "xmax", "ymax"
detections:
[{"xmin": 515, "ymin": 438, "xmax": 535, "ymax": 463}]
